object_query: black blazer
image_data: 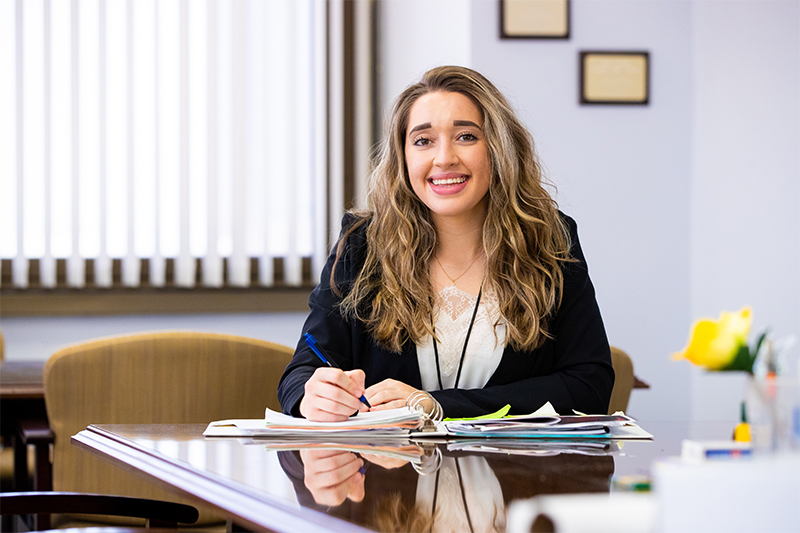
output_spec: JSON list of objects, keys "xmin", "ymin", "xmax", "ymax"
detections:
[{"xmin": 277, "ymin": 213, "xmax": 614, "ymax": 418}]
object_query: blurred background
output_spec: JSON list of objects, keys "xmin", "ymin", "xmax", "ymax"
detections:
[{"xmin": 2, "ymin": 0, "xmax": 798, "ymax": 423}]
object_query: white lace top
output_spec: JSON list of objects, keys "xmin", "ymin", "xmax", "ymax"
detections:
[
  {"xmin": 415, "ymin": 456, "xmax": 505, "ymax": 533},
  {"xmin": 417, "ymin": 285, "xmax": 508, "ymax": 391}
]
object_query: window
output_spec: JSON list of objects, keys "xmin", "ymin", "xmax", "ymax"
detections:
[{"xmin": 1, "ymin": 0, "xmax": 353, "ymax": 294}]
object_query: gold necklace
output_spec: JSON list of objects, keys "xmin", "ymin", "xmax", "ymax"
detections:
[{"xmin": 435, "ymin": 253, "xmax": 482, "ymax": 286}]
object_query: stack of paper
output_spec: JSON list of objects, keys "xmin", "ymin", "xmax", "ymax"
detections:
[{"xmin": 204, "ymin": 407, "xmax": 423, "ymax": 438}]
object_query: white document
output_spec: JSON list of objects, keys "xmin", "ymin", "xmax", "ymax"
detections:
[{"xmin": 204, "ymin": 407, "xmax": 423, "ymax": 438}]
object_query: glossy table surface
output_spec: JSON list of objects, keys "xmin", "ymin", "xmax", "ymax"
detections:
[{"xmin": 72, "ymin": 420, "xmax": 732, "ymax": 533}]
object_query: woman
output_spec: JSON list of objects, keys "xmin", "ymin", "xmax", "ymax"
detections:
[{"xmin": 278, "ymin": 66, "xmax": 614, "ymax": 421}]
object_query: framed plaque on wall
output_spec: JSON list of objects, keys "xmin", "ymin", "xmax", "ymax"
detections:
[
  {"xmin": 579, "ymin": 51, "xmax": 650, "ymax": 105},
  {"xmin": 500, "ymin": 0, "xmax": 570, "ymax": 39}
]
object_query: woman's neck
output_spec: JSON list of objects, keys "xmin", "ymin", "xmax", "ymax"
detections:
[
  {"xmin": 432, "ymin": 208, "xmax": 484, "ymax": 253},
  {"xmin": 436, "ymin": 226, "xmax": 482, "ymax": 260},
  {"xmin": 430, "ymin": 213, "xmax": 486, "ymax": 294}
]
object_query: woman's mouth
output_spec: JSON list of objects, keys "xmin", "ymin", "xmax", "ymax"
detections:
[
  {"xmin": 430, "ymin": 175, "xmax": 467, "ymax": 186},
  {"xmin": 428, "ymin": 173, "xmax": 470, "ymax": 195}
]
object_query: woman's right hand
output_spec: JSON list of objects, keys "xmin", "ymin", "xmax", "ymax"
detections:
[
  {"xmin": 300, "ymin": 449, "xmax": 365, "ymax": 506},
  {"xmin": 299, "ymin": 367, "xmax": 368, "ymax": 422}
]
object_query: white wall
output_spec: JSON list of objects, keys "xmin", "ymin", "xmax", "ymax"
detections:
[
  {"xmin": 376, "ymin": 0, "xmax": 800, "ymax": 421},
  {"xmin": 1, "ymin": 313, "xmax": 308, "ymax": 361},
  {"xmin": 375, "ymin": 0, "xmax": 472, "ymax": 123},
  {"xmin": 690, "ymin": 0, "xmax": 800, "ymax": 420}
]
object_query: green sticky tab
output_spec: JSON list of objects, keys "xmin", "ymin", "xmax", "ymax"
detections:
[{"xmin": 444, "ymin": 404, "xmax": 511, "ymax": 422}]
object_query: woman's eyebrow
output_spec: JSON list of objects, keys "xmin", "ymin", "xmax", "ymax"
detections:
[
  {"xmin": 408, "ymin": 120, "xmax": 481, "ymax": 136},
  {"xmin": 408, "ymin": 122, "xmax": 431, "ymax": 135},
  {"xmin": 453, "ymin": 120, "xmax": 481, "ymax": 129}
]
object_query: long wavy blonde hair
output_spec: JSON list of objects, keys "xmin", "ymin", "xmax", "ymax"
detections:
[{"xmin": 333, "ymin": 66, "xmax": 571, "ymax": 353}]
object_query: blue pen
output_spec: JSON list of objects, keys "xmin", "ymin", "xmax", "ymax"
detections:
[{"xmin": 304, "ymin": 332, "xmax": 371, "ymax": 408}]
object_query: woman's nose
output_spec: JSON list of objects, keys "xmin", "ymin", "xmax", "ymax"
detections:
[{"xmin": 433, "ymin": 141, "xmax": 458, "ymax": 168}]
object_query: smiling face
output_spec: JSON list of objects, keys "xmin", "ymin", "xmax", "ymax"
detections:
[{"xmin": 403, "ymin": 91, "xmax": 492, "ymax": 228}]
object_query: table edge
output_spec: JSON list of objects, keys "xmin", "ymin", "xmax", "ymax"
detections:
[{"xmin": 72, "ymin": 425, "xmax": 373, "ymax": 533}]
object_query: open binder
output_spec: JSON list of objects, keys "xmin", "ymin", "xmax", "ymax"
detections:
[{"xmin": 204, "ymin": 399, "xmax": 653, "ymax": 440}]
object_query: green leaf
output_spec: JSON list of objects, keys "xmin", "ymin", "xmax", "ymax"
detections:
[
  {"xmin": 720, "ymin": 343, "xmax": 755, "ymax": 373},
  {"xmin": 752, "ymin": 330, "xmax": 769, "ymax": 361}
]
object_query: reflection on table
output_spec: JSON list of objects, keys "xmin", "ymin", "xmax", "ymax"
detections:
[
  {"xmin": 279, "ymin": 441, "xmax": 613, "ymax": 533},
  {"xmin": 72, "ymin": 421, "xmax": 732, "ymax": 533}
]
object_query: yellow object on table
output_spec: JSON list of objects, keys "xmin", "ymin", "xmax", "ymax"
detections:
[{"xmin": 733, "ymin": 401, "xmax": 751, "ymax": 442}]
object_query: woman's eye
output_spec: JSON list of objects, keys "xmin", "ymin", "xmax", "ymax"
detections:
[
  {"xmin": 458, "ymin": 132, "xmax": 478, "ymax": 142},
  {"xmin": 412, "ymin": 137, "xmax": 431, "ymax": 146}
]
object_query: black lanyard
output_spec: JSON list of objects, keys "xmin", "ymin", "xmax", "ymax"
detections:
[
  {"xmin": 430, "ymin": 458, "xmax": 475, "ymax": 533},
  {"xmin": 432, "ymin": 285, "xmax": 483, "ymax": 390}
]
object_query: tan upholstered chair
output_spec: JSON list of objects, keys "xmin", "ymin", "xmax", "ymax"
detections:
[
  {"xmin": 42, "ymin": 331, "xmax": 294, "ymax": 526},
  {"xmin": 608, "ymin": 346, "xmax": 636, "ymax": 415}
]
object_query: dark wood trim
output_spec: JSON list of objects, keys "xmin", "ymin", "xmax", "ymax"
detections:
[
  {"xmin": 1, "ymin": 254, "xmax": 316, "ymax": 316},
  {"xmin": 1, "ymin": 257, "xmax": 315, "ymax": 290},
  {"xmin": 0, "ymin": 287, "xmax": 313, "ymax": 317},
  {"xmin": 342, "ymin": 0, "xmax": 356, "ymax": 210},
  {"xmin": 369, "ymin": 0, "xmax": 380, "ymax": 149}
]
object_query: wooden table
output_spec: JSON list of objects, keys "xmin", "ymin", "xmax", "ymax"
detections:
[
  {"xmin": 72, "ymin": 421, "xmax": 732, "ymax": 532},
  {"xmin": 0, "ymin": 361, "xmax": 45, "ymax": 401}
]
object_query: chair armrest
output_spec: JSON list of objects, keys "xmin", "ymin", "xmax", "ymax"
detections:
[
  {"xmin": 18, "ymin": 419, "xmax": 53, "ymax": 445},
  {"xmin": 0, "ymin": 492, "xmax": 199, "ymax": 527},
  {"xmin": 15, "ymin": 419, "xmax": 54, "ymax": 492}
]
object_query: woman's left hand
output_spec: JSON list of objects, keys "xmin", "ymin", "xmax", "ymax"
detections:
[{"xmin": 365, "ymin": 379, "xmax": 419, "ymax": 411}]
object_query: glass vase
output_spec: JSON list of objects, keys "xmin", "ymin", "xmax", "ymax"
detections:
[{"xmin": 744, "ymin": 376, "xmax": 800, "ymax": 454}]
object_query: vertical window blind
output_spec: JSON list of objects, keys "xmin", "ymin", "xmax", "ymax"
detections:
[{"xmin": 1, "ymin": 0, "xmax": 337, "ymax": 290}]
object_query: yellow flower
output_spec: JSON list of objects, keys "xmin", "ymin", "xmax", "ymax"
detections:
[{"xmin": 672, "ymin": 307, "xmax": 753, "ymax": 370}]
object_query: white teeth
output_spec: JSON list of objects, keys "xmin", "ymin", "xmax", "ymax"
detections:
[{"xmin": 431, "ymin": 176, "xmax": 467, "ymax": 186}]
